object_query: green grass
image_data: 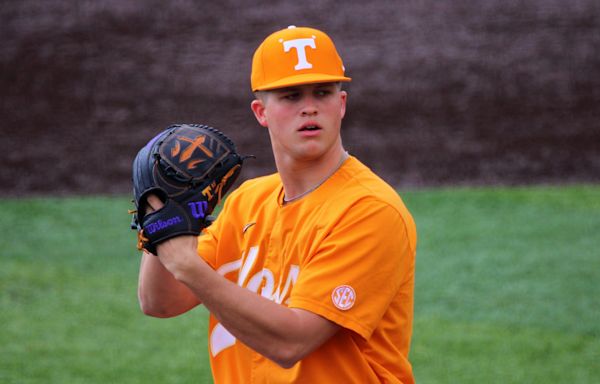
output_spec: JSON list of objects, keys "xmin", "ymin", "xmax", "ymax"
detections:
[
  {"xmin": 1, "ymin": 186, "xmax": 599, "ymax": 383},
  {"xmin": 0, "ymin": 197, "xmax": 211, "ymax": 383},
  {"xmin": 402, "ymin": 185, "xmax": 600, "ymax": 383}
]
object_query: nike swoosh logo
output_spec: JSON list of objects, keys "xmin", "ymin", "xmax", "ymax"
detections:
[{"xmin": 242, "ymin": 222, "xmax": 256, "ymax": 234}]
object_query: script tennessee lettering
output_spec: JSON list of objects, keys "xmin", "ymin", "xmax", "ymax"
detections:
[{"xmin": 209, "ymin": 245, "xmax": 299, "ymax": 357}]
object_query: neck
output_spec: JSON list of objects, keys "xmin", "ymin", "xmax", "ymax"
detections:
[{"xmin": 277, "ymin": 148, "xmax": 349, "ymax": 203}]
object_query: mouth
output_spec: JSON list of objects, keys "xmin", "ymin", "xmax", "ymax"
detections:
[{"xmin": 299, "ymin": 124, "xmax": 321, "ymax": 132}]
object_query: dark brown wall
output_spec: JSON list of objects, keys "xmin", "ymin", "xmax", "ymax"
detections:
[{"xmin": 2, "ymin": 0, "xmax": 599, "ymax": 196}]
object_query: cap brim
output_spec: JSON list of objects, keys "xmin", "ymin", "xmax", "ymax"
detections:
[{"xmin": 253, "ymin": 74, "xmax": 352, "ymax": 91}]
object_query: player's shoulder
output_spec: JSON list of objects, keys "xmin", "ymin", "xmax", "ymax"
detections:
[
  {"xmin": 337, "ymin": 157, "xmax": 417, "ymax": 245},
  {"xmin": 339, "ymin": 157, "xmax": 404, "ymax": 207}
]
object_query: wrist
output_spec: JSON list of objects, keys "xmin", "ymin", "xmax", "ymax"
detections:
[{"xmin": 156, "ymin": 236, "xmax": 201, "ymax": 281}]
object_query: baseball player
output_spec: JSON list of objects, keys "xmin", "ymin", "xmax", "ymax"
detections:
[{"xmin": 137, "ymin": 26, "xmax": 417, "ymax": 383}]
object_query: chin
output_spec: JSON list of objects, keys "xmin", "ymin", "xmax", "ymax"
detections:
[{"xmin": 294, "ymin": 146, "xmax": 331, "ymax": 161}]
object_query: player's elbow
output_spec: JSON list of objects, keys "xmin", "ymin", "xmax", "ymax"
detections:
[
  {"xmin": 140, "ymin": 304, "xmax": 169, "ymax": 318},
  {"xmin": 138, "ymin": 290, "xmax": 179, "ymax": 318},
  {"xmin": 275, "ymin": 359, "xmax": 297, "ymax": 369},
  {"xmin": 268, "ymin": 310, "xmax": 340, "ymax": 368},
  {"xmin": 139, "ymin": 297, "xmax": 173, "ymax": 318},
  {"xmin": 269, "ymin": 343, "xmax": 307, "ymax": 369},
  {"xmin": 271, "ymin": 352, "xmax": 299, "ymax": 369}
]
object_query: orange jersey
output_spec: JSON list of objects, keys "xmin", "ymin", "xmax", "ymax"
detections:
[{"xmin": 198, "ymin": 156, "xmax": 417, "ymax": 383}]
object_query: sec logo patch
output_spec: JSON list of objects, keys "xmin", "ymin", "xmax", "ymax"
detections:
[{"xmin": 331, "ymin": 285, "xmax": 356, "ymax": 311}]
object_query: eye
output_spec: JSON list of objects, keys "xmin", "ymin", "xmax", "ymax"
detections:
[
  {"xmin": 315, "ymin": 89, "xmax": 332, "ymax": 97},
  {"xmin": 282, "ymin": 92, "xmax": 300, "ymax": 101}
]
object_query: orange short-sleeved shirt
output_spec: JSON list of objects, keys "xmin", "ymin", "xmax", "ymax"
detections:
[{"xmin": 198, "ymin": 156, "xmax": 417, "ymax": 384}]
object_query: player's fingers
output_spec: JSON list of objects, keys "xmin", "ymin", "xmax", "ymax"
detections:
[{"xmin": 146, "ymin": 194, "xmax": 165, "ymax": 213}]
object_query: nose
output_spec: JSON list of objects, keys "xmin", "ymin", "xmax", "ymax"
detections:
[
  {"xmin": 301, "ymin": 108, "xmax": 317, "ymax": 116},
  {"xmin": 301, "ymin": 96, "xmax": 318, "ymax": 116}
]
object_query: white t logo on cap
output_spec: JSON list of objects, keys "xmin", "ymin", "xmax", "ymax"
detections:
[{"xmin": 282, "ymin": 37, "xmax": 316, "ymax": 70}]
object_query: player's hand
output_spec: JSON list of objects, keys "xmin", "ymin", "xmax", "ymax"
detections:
[
  {"xmin": 145, "ymin": 194, "xmax": 200, "ymax": 275},
  {"xmin": 145, "ymin": 194, "xmax": 164, "ymax": 213}
]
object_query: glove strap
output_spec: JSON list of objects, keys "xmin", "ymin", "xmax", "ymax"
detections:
[{"xmin": 140, "ymin": 199, "xmax": 209, "ymax": 255}]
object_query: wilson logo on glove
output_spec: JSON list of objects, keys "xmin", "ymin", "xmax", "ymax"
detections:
[
  {"xmin": 145, "ymin": 216, "xmax": 184, "ymax": 234},
  {"xmin": 188, "ymin": 201, "xmax": 208, "ymax": 219}
]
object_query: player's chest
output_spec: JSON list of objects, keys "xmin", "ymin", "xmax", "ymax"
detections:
[{"xmin": 237, "ymin": 203, "xmax": 326, "ymax": 285}]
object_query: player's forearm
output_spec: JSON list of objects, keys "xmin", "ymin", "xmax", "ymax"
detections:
[
  {"xmin": 158, "ymin": 242, "xmax": 337, "ymax": 367},
  {"xmin": 138, "ymin": 251, "xmax": 200, "ymax": 318}
]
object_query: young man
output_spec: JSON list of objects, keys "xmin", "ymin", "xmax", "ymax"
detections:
[{"xmin": 138, "ymin": 26, "xmax": 417, "ymax": 383}]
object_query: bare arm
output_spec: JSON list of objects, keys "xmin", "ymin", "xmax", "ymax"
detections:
[
  {"xmin": 156, "ymin": 235, "xmax": 340, "ymax": 368},
  {"xmin": 137, "ymin": 195, "xmax": 200, "ymax": 317},
  {"xmin": 138, "ymin": 249, "xmax": 201, "ymax": 318}
]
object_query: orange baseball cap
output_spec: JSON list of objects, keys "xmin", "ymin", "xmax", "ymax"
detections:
[{"xmin": 251, "ymin": 26, "xmax": 352, "ymax": 91}]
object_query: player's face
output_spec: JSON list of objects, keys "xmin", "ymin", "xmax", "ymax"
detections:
[{"xmin": 251, "ymin": 82, "xmax": 347, "ymax": 162}]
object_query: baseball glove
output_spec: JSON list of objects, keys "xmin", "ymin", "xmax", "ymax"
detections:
[{"xmin": 130, "ymin": 123, "xmax": 246, "ymax": 255}]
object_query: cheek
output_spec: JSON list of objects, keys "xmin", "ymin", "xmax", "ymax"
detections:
[
  {"xmin": 265, "ymin": 113, "xmax": 287, "ymax": 140},
  {"xmin": 267, "ymin": 107, "xmax": 293, "ymax": 128}
]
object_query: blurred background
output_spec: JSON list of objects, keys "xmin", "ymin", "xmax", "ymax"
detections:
[
  {"xmin": 2, "ymin": 0, "xmax": 599, "ymax": 196},
  {"xmin": 2, "ymin": 2, "xmax": 599, "ymax": 383}
]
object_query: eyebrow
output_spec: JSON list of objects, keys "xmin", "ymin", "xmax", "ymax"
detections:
[
  {"xmin": 274, "ymin": 83, "xmax": 337, "ymax": 94},
  {"xmin": 273, "ymin": 87, "xmax": 299, "ymax": 94}
]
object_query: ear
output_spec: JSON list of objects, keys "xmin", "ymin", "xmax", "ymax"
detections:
[
  {"xmin": 250, "ymin": 99, "xmax": 268, "ymax": 127},
  {"xmin": 339, "ymin": 90, "xmax": 348, "ymax": 119}
]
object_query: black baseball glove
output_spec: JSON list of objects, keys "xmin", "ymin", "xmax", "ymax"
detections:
[{"xmin": 130, "ymin": 123, "xmax": 246, "ymax": 255}]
